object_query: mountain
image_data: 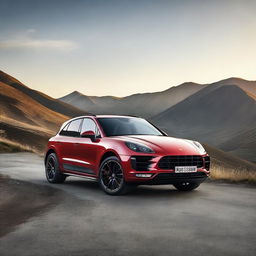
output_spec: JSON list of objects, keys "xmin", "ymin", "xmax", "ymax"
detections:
[
  {"xmin": 60, "ymin": 91, "xmax": 121, "ymax": 115},
  {"xmin": 219, "ymin": 127, "xmax": 256, "ymax": 163},
  {"xmin": 151, "ymin": 78, "xmax": 256, "ymax": 162},
  {"xmin": 213, "ymin": 77, "xmax": 256, "ymax": 98},
  {"xmin": 0, "ymin": 71, "xmax": 87, "ymax": 117},
  {"xmin": 60, "ymin": 77, "xmax": 256, "ymax": 119},
  {"xmin": 0, "ymin": 71, "xmax": 255, "ymax": 181},
  {"xmin": 59, "ymin": 77, "xmax": 256, "ymax": 162},
  {"xmin": 0, "ymin": 71, "xmax": 88, "ymax": 152},
  {"xmin": 59, "ymin": 82, "xmax": 206, "ymax": 118}
]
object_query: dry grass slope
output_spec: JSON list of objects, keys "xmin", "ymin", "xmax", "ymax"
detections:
[
  {"xmin": 0, "ymin": 70, "xmax": 87, "ymax": 117},
  {"xmin": 0, "ymin": 81, "xmax": 68, "ymax": 131},
  {"xmin": 0, "ymin": 71, "xmax": 74, "ymax": 153},
  {"xmin": 0, "ymin": 137, "xmax": 34, "ymax": 154},
  {"xmin": 210, "ymin": 165, "xmax": 256, "ymax": 183},
  {"xmin": 205, "ymin": 145, "xmax": 256, "ymax": 183}
]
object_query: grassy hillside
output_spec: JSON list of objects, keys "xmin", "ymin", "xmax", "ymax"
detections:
[
  {"xmin": 0, "ymin": 71, "xmax": 85, "ymax": 153},
  {"xmin": 0, "ymin": 81, "xmax": 68, "ymax": 131},
  {"xmin": 0, "ymin": 70, "xmax": 87, "ymax": 117},
  {"xmin": 205, "ymin": 145, "xmax": 256, "ymax": 183}
]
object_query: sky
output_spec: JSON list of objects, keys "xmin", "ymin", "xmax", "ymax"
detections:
[{"xmin": 0, "ymin": 0, "xmax": 255, "ymax": 98}]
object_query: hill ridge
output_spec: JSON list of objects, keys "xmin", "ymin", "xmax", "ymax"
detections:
[{"xmin": 0, "ymin": 70, "xmax": 87, "ymax": 117}]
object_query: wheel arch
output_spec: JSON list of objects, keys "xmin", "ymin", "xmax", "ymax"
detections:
[
  {"xmin": 44, "ymin": 148, "xmax": 56, "ymax": 165},
  {"xmin": 99, "ymin": 150, "xmax": 119, "ymax": 167}
]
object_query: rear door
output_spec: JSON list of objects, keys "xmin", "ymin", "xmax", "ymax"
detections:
[{"xmin": 59, "ymin": 118, "xmax": 83, "ymax": 172}]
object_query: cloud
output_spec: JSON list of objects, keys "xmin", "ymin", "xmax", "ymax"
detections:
[
  {"xmin": 0, "ymin": 30, "xmax": 77, "ymax": 51},
  {"xmin": 25, "ymin": 29, "xmax": 37, "ymax": 35},
  {"xmin": 0, "ymin": 39, "xmax": 77, "ymax": 50}
]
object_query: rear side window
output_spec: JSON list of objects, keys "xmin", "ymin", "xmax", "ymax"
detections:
[
  {"xmin": 59, "ymin": 119, "xmax": 82, "ymax": 137},
  {"xmin": 59, "ymin": 123, "xmax": 69, "ymax": 136}
]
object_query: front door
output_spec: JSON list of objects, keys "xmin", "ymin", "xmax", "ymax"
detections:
[{"xmin": 75, "ymin": 118, "xmax": 101, "ymax": 175}]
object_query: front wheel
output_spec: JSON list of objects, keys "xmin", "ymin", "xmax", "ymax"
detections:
[
  {"xmin": 173, "ymin": 182, "xmax": 200, "ymax": 191},
  {"xmin": 45, "ymin": 153, "xmax": 66, "ymax": 183},
  {"xmin": 99, "ymin": 156, "xmax": 129, "ymax": 195}
]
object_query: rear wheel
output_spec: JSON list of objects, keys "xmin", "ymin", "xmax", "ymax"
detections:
[
  {"xmin": 99, "ymin": 156, "xmax": 129, "ymax": 195},
  {"xmin": 45, "ymin": 153, "xmax": 66, "ymax": 183},
  {"xmin": 173, "ymin": 182, "xmax": 200, "ymax": 191}
]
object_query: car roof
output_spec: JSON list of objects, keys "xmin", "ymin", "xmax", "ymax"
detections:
[
  {"xmin": 58, "ymin": 115, "xmax": 140, "ymax": 133},
  {"xmin": 95, "ymin": 115, "xmax": 140, "ymax": 118},
  {"xmin": 68, "ymin": 114, "xmax": 140, "ymax": 119}
]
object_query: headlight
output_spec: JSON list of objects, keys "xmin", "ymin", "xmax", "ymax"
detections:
[
  {"xmin": 125, "ymin": 142, "xmax": 154, "ymax": 153},
  {"xmin": 192, "ymin": 141, "xmax": 206, "ymax": 154}
]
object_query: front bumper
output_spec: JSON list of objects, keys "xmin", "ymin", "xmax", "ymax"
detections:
[{"xmin": 119, "ymin": 154, "xmax": 210, "ymax": 184}]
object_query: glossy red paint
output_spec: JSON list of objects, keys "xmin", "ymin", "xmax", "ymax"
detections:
[{"xmin": 45, "ymin": 115, "xmax": 210, "ymax": 186}]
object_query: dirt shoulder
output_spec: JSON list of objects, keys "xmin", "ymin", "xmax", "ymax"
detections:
[{"xmin": 0, "ymin": 175, "xmax": 63, "ymax": 237}]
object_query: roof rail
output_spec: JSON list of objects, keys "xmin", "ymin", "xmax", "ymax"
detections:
[{"xmin": 126, "ymin": 115, "xmax": 140, "ymax": 118}]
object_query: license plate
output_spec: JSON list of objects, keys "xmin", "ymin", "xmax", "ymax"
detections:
[{"xmin": 175, "ymin": 166, "xmax": 197, "ymax": 173}]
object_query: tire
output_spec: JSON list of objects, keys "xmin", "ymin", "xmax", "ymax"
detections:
[
  {"xmin": 45, "ymin": 153, "xmax": 66, "ymax": 183},
  {"xmin": 173, "ymin": 182, "xmax": 200, "ymax": 191},
  {"xmin": 99, "ymin": 156, "xmax": 129, "ymax": 195}
]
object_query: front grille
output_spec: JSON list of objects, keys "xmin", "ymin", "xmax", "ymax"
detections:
[
  {"xmin": 158, "ymin": 155, "xmax": 203, "ymax": 170},
  {"xmin": 131, "ymin": 156, "xmax": 153, "ymax": 171},
  {"xmin": 204, "ymin": 156, "xmax": 210, "ymax": 171}
]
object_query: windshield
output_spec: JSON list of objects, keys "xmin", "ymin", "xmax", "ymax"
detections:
[{"xmin": 97, "ymin": 117, "xmax": 164, "ymax": 136}]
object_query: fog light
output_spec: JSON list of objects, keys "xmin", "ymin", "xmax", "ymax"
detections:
[{"xmin": 135, "ymin": 173, "xmax": 153, "ymax": 178}]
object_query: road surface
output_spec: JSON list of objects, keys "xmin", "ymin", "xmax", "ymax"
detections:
[{"xmin": 0, "ymin": 153, "xmax": 255, "ymax": 256}]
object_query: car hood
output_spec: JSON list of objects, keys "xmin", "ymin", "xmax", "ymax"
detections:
[{"xmin": 113, "ymin": 135, "xmax": 204, "ymax": 155}]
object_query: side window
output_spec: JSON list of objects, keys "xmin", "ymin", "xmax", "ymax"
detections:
[
  {"xmin": 62, "ymin": 124, "xmax": 69, "ymax": 131},
  {"xmin": 60, "ymin": 119, "xmax": 82, "ymax": 137},
  {"xmin": 59, "ymin": 123, "xmax": 70, "ymax": 136},
  {"xmin": 81, "ymin": 118, "xmax": 100, "ymax": 136},
  {"xmin": 68, "ymin": 119, "xmax": 81, "ymax": 132},
  {"xmin": 67, "ymin": 119, "xmax": 82, "ymax": 137}
]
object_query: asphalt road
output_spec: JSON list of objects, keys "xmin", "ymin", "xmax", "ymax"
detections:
[{"xmin": 0, "ymin": 153, "xmax": 255, "ymax": 256}]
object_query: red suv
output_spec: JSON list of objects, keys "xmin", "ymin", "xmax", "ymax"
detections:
[{"xmin": 45, "ymin": 115, "xmax": 210, "ymax": 195}]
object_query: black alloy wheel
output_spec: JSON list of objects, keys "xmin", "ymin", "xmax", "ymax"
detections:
[
  {"xmin": 45, "ymin": 153, "xmax": 66, "ymax": 183},
  {"xmin": 99, "ymin": 156, "xmax": 128, "ymax": 195}
]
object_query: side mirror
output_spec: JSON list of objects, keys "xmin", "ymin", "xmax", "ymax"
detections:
[{"xmin": 81, "ymin": 130, "xmax": 96, "ymax": 141}]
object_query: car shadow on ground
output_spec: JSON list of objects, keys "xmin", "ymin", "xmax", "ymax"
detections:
[{"xmin": 63, "ymin": 178, "xmax": 204, "ymax": 199}]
